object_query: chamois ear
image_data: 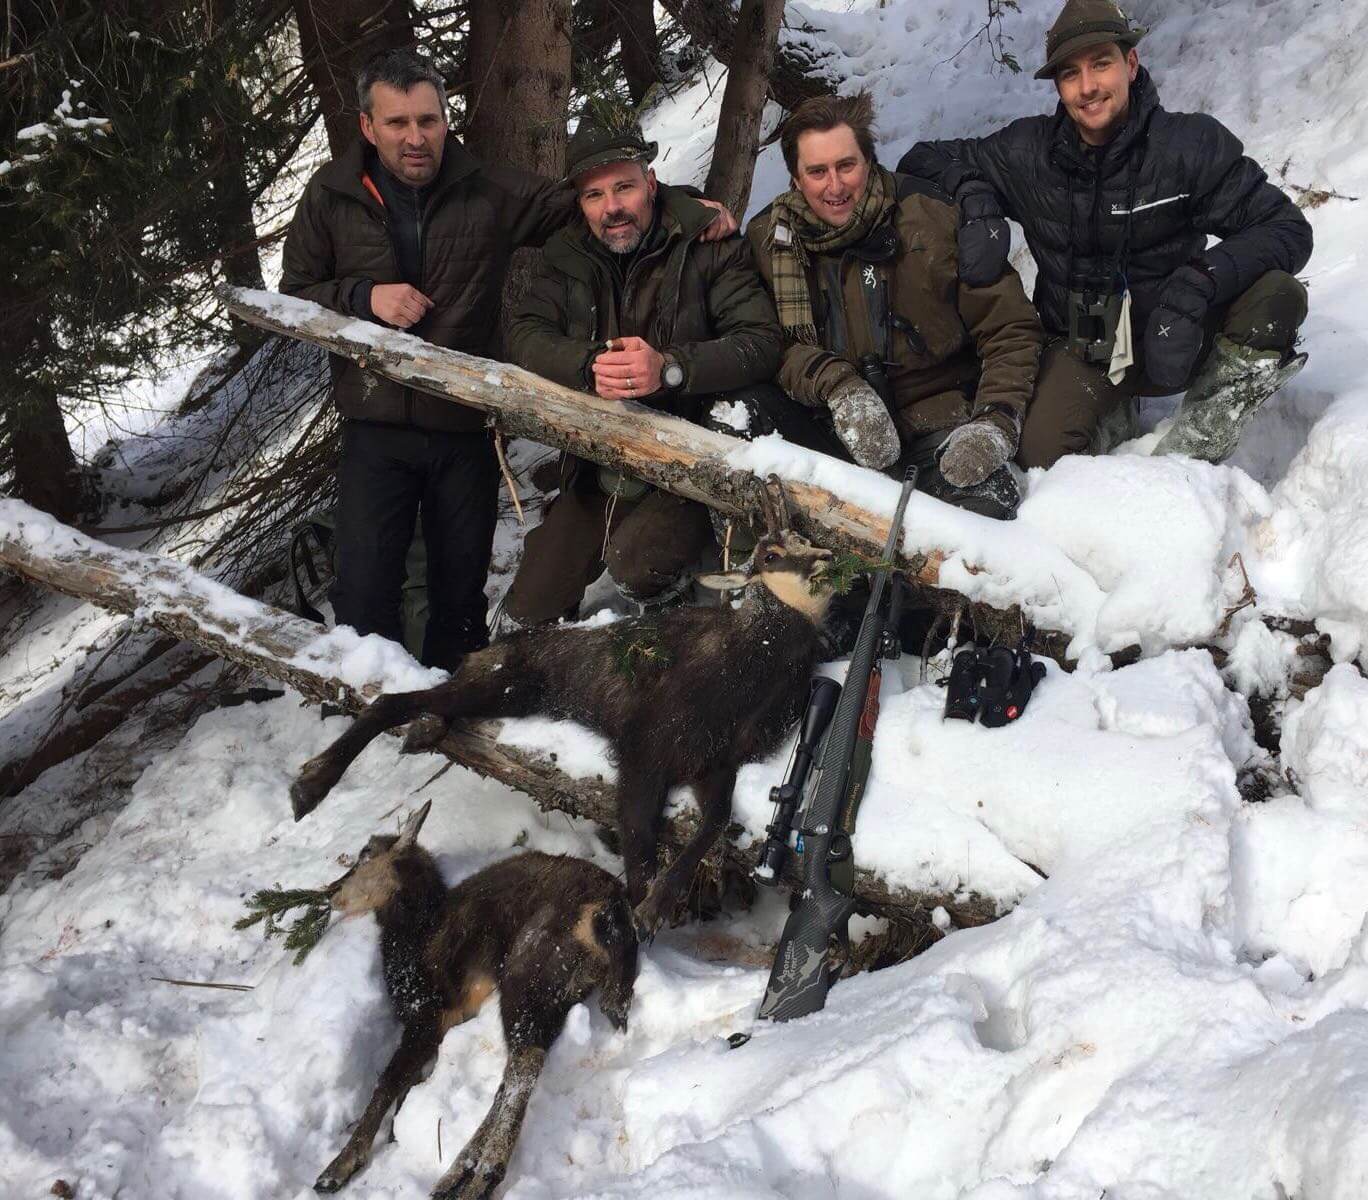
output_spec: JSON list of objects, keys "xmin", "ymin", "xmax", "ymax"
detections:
[
  {"xmin": 395, "ymin": 799, "xmax": 433, "ymax": 849},
  {"xmin": 764, "ymin": 474, "xmax": 791, "ymax": 531},
  {"xmin": 696, "ymin": 570, "xmax": 750, "ymax": 592}
]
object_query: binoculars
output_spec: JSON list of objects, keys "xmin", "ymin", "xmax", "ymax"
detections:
[{"xmin": 944, "ymin": 643, "xmax": 1046, "ymax": 727}]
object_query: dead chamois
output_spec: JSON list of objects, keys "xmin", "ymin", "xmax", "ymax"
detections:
[
  {"xmin": 314, "ymin": 801, "xmax": 637, "ymax": 1199},
  {"xmin": 291, "ymin": 479, "xmax": 836, "ymax": 936}
]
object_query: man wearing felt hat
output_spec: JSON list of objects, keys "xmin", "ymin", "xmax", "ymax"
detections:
[
  {"xmin": 899, "ymin": 0, "xmax": 1312, "ymax": 466},
  {"xmin": 499, "ymin": 113, "xmax": 785, "ymax": 628}
]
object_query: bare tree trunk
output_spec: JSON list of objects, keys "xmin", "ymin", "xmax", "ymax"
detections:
[
  {"xmin": 704, "ymin": 0, "xmax": 783, "ymax": 218},
  {"xmin": 8, "ymin": 382, "xmax": 81, "ymax": 526},
  {"xmin": 466, "ymin": 0, "xmax": 571, "ymax": 350},
  {"xmin": 616, "ymin": 0, "xmax": 660, "ymax": 105},
  {"xmin": 293, "ymin": 0, "xmax": 416, "ymax": 157}
]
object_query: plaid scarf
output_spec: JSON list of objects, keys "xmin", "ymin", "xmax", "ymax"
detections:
[{"xmin": 766, "ymin": 165, "xmax": 895, "ymax": 345}]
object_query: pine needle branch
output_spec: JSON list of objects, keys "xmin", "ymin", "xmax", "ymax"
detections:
[{"xmin": 234, "ymin": 883, "xmax": 337, "ymax": 965}]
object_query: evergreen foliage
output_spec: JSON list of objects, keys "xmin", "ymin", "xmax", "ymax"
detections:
[{"xmin": 234, "ymin": 882, "xmax": 337, "ymax": 965}]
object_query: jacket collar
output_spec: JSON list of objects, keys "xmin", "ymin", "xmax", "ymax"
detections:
[
  {"xmin": 1049, "ymin": 65, "xmax": 1161, "ymax": 173},
  {"xmin": 317, "ymin": 132, "xmax": 481, "ymax": 211}
]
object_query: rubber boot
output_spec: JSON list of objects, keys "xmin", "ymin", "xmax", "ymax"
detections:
[{"xmin": 1154, "ymin": 336, "xmax": 1308, "ymax": 463}]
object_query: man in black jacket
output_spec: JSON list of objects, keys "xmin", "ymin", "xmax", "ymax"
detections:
[{"xmin": 899, "ymin": 0, "xmax": 1312, "ymax": 466}]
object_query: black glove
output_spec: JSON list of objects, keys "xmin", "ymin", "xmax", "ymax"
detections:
[
  {"xmin": 1144, "ymin": 264, "xmax": 1217, "ymax": 391},
  {"xmin": 956, "ymin": 182, "xmax": 1011, "ymax": 288}
]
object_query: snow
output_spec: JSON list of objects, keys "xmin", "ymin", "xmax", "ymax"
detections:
[{"xmin": 8, "ymin": 0, "xmax": 1368, "ymax": 1197}]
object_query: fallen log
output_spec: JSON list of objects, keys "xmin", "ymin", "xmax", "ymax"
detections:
[
  {"xmin": 0, "ymin": 500, "xmax": 1004, "ymax": 928},
  {"xmin": 218, "ymin": 286, "xmax": 1078, "ymax": 665}
]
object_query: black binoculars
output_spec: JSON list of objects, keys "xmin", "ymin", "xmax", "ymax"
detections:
[{"xmin": 944, "ymin": 642, "xmax": 1046, "ymax": 727}]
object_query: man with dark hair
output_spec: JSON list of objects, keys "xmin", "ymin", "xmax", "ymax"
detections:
[
  {"xmin": 746, "ymin": 91, "xmax": 1044, "ymax": 518},
  {"xmin": 282, "ymin": 50, "xmax": 739, "ymax": 664},
  {"xmin": 498, "ymin": 117, "xmax": 783, "ymax": 626},
  {"xmin": 899, "ymin": 0, "xmax": 1312, "ymax": 466}
]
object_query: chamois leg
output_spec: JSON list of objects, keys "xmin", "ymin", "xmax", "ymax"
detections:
[
  {"xmin": 431, "ymin": 929, "xmax": 585, "ymax": 1200},
  {"xmin": 615, "ymin": 755, "xmax": 669, "ymax": 909},
  {"xmin": 293, "ymin": 690, "xmax": 445, "ymax": 819},
  {"xmin": 315, "ymin": 1020, "xmax": 440, "ymax": 1193},
  {"xmin": 633, "ymin": 765, "xmax": 737, "ymax": 937}
]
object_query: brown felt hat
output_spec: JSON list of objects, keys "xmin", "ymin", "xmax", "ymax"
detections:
[
  {"xmin": 563, "ymin": 116, "xmax": 657, "ymax": 184},
  {"xmin": 1036, "ymin": 0, "xmax": 1147, "ymax": 80}
]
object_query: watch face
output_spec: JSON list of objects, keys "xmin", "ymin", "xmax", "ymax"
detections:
[{"xmin": 664, "ymin": 362, "xmax": 684, "ymax": 388}]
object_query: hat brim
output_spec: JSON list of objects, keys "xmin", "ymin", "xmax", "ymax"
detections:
[
  {"xmin": 1035, "ymin": 26, "xmax": 1146, "ymax": 79},
  {"xmin": 562, "ymin": 141, "xmax": 658, "ymax": 184}
]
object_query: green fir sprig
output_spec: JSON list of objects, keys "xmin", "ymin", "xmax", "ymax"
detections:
[
  {"xmin": 812, "ymin": 552, "xmax": 895, "ymax": 596},
  {"xmin": 611, "ymin": 620, "xmax": 674, "ymax": 680},
  {"xmin": 234, "ymin": 884, "xmax": 337, "ymax": 966}
]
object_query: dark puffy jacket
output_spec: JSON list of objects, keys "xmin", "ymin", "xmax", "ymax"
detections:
[
  {"xmin": 898, "ymin": 69, "xmax": 1312, "ymax": 339},
  {"xmin": 745, "ymin": 175, "xmax": 1042, "ymax": 442},
  {"xmin": 508, "ymin": 184, "xmax": 782, "ymax": 421},
  {"xmin": 281, "ymin": 135, "xmax": 573, "ymax": 432}
]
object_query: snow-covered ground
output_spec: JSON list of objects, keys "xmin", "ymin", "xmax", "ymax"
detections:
[{"xmin": 7, "ymin": 0, "xmax": 1368, "ymax": 1197}]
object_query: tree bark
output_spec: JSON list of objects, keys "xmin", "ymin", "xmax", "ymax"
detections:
[
  {"xmin": 466, "ymin": 0, "xmax": 571, "ymax": 351},
  {"xmin": 615, "ymin": 0, "xmax": 660, "ymax": 105},
  {"xmin": 292, "ymin": 0, "xmax": 416, "ymax": 157},
  {"xmin": 704, "ymin": 0, "xmax": 782, "ymax": 218},
  {"xmin": 0, "ymin": 499, "xmax": 1003, "ymax": 928},
  {"xmin": 659, "ymin": 0, "xmax": 839, "ymax": 110},
  {"xmin": 8, "ymin": 380, "xmax": 81, "ymax": 526}
]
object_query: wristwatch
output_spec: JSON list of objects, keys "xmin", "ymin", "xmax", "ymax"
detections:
[{"xmin": 661, "ymin": 353, "xmax": 685, "ymax": 390}]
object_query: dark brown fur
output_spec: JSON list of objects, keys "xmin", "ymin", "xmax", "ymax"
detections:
[
  {"xmin": 315, "ymin": 802, "xmax": 637, "ymax": 1200},
  {"xmin": 292, "ymin": 486, "xmax": 835, "ymax": 936}
]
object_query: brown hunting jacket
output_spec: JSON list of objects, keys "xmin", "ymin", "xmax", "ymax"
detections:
[
  {"xmin": 280, "ymin": 135, "xmax": 573, "ymax": 433},
  {"xmin": 508, "ymin": 184, "xmax": 782, "ymax": 423},
  {"xmin": 745, "ymin": 173, "xmax": 1043, "ymax": 442}
]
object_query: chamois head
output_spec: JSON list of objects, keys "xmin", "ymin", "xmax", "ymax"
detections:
[
  {"xmin": 699, "ymin": 476, "xmax": 834, "ymax": 621},
  {"xmin": 332, "ymin": 801, "xmax": 433, "ymax": 918}
]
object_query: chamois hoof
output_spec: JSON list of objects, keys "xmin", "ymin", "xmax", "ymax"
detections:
[
  {"xmin": 313, "ymin": 1144, "xmax": 367, "ymax": 1193},
  {"xmin": 402, "ymin": 715, "xmax": 450, "ymax": 754},
  {"xmin": 430, "ymin": 1156, "xmax": 505, "ymax": 1200},
  {"xmin": 291, "ymin": 759, "xmax": 335, "ymax": 821}
]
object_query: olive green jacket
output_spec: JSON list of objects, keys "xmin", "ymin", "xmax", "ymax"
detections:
[
  {"xmin": 745, "ymin": 174, "xmax": 1043, "ymax": 440},
  {"xmin": 508, "ymin": 185, "xmax": 782, "ymax": 420}
]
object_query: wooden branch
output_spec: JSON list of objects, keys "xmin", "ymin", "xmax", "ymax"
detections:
[
  {"xmin": 218, "ymin": 287, "xmax": 1078, "ymax": 665},
  {"xmin": 0, "ymin": 502, "xmax": 1003, "ymax": 927}
]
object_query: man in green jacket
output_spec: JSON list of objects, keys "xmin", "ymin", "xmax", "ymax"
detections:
[
  {"xmin": 746, "ymin": 92, "xmax": 1044, "ymax": 519},
  {"xmin": 500, "ymin": 118, "xmax": 784, "ymax": 627}
]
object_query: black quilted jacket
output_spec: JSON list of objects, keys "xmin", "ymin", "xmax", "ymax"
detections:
[{"xmin": 898, "ymin": 69, "xmax": 1312, "ymax": 338}]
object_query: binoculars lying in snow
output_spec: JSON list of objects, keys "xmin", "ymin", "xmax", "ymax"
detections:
[{"xmin": 944, "ymin": 642, "xmax": 1046, "ymax": 727}]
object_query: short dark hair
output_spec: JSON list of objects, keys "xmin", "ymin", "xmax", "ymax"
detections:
[
  {"xmin": 780, "ymin": 91, "xmax": 878, "ymax": 176},
  {"xmin": 356, "ymin": 49, "xmax": 447, "ymax": 115}
]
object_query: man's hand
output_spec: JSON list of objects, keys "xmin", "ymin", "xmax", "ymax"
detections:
[
  {"xmin": 938, "ymin": 420, "xmax": 1015, "ymax": 488},
  {"xmin": 956, "ymin": 181, "xmax": 1011, "ymax": 288},
  {"xmin": 370, "ymin": 283, "xmax": 434, "ymax": 329},
  {"xmin": 828, "ymin": 377, "xmax": 901, "ymax": 470},
  {"xmin": 1144, "ymin": 264, "xmax": 1217, "ymax": 391},
  {"xmin": 592, "ymin": 336, "xmax": 665, "ymax": 401},
  {"xmin": 696, "ymin": 198, "xmax": 739, "ymax": 242}
]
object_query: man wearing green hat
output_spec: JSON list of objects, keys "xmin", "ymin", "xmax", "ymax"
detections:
[
  {"xmin": 498, "ymin": 116, "xmax": 785, "ymax": 628},
  {"xmin": 899, "ymin": 0, "xmax": 1312, "ymax": 466}
]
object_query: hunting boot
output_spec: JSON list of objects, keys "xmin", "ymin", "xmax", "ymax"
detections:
[{"xmin": 1154, "ymin": 335, "xmax": 1307, "ymax": 463}]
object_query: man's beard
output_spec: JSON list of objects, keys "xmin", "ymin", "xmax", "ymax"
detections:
[{"xmin": 600, "ymin": 211, "xmax": 645, "ymax": 254}]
